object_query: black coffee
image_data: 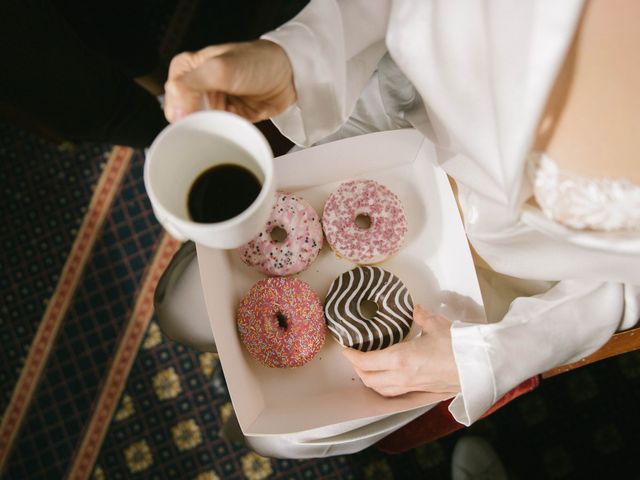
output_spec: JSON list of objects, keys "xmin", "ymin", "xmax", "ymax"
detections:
[{"xmin": 187, "ymin": 163, "xmax": 262, "ymax": 223}]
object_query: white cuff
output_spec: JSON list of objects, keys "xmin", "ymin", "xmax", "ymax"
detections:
[
  {"xmin": 448, "ymin": 321, "xmax": 497, "ymax": 426},
  {"xmin": 261, "ymin": 9, "xmax": 344, "ymax": 146},
  {"xmin": 620, "ymin": 285, "xmax": 640, "ymax": 331}
]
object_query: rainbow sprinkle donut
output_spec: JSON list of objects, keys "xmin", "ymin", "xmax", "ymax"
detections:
[{"xmin": 236, "ymin": 277, "xmax": 326, "ymax": 368}]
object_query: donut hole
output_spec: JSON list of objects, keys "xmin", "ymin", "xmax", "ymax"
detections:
[
  {"xmin": 360, "ymin": 299, "xmax": 379, "ymax": 320},
  {"xmin": 275, "ymin": 311, "xmax": 288, "ymax": 330},
  {"xmin": 354, "ymin": 213, "xmax": 372, "ymax": 230},
  {"xmin": 270, "ymin": 226, "xmax": 288, "ymax": 243}
]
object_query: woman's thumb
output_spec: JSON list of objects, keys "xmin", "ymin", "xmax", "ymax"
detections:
[{"xmin": 412, "ymin": 304, "xmax": 437, "ymax": 331}]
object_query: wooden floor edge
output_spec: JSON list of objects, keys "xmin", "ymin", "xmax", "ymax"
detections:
[{"xmin": 543, "ymin": 328, "xmax": 640, "ymax": 379}]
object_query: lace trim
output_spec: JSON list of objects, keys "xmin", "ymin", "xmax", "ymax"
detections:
[{"xmin": 527, "ymin": 152, "xmax": 640, "ymax": 232}]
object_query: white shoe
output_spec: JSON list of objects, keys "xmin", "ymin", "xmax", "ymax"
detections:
[{"xmin": 451, "ymin": 436, "xmax": 508, "ymax": 480}]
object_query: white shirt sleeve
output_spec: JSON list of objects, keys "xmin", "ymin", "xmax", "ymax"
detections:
[
  {"xmin": 261, "ymin": 0, "xmax": 391, "ymax": 146},
  {"xmin": 448, "ymin": 279, "xmax": 630, "ymax": 425},
  {"xmin": 621, "ymin": 285, "xmax": 640, "ymax": 330}
]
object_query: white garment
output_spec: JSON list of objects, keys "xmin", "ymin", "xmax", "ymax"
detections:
[{"xmin": 262, "ymin": 0, "xmax": 640, "ymax": 429}]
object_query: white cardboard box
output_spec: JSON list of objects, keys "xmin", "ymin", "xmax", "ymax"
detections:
[{"xmin": 197, "ymin": 129, "xmax": 484, "ymax": 440}]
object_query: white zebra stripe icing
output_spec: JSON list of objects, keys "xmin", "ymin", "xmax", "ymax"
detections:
[
  {"xmin": 343, "ymin": 269, "xmax": 367, "ymax": 348},
  {"xmin": 324, "ymin": 266, "xmax": 414, "ymax": 351},
  {"xmin": 397, "ymin": 289, "xmax": 414, "ymax": 320},
  {"xmin": 373, "ymin": 274, "xmax": 406, "ymax": 342},
  {"xmin": 359, "ymin": 267, "xmax": 395, "ymax": 350},
  {"xmin": 325, "ymin": 273, "xmax": 354, "ymax": 347},
  {"xmin": 385, "ymin": 279, "xmax": 412, "ymax": 330},
  {"xmin": 355, "ymin": 267, "xmax": 375, "ymax": 319},
  {"xmin": 356, "ymin": 267, "xmax": 385, "ymax": 351},
  {"xmin": 356, "ymin": 267, "xmax": 394, "ymax": 351},
  {"xmin": 337, "ymin": 270, "xmax": 366, "ymax": 347}
]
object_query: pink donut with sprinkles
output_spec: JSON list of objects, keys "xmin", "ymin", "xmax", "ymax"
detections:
[
  {"xmin": 237, "ymin": 277, "xmax": 326, "ymax": 368},
  {"xmin": 322, "ymin": 179, "xmax": 408, "ymax": 264},
  {"xmin": 238, "ymin": 192, "xmax": 323, "ymax": 276}
]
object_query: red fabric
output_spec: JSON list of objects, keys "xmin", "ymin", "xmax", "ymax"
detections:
[{"xmin": 376, "ymin": 376, "xmax": 540, "ymax": 454}]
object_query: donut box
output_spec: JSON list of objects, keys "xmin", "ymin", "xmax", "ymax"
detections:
[{"xmin": 197, "ymin": 129, "xmax": 485, "ymax": 439}]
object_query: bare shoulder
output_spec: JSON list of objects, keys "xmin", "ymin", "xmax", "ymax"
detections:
[{"xmin": 534, "ymin": 0, "xmax": 640, "ymax": 184}]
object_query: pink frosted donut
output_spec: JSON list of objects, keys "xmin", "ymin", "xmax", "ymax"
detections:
[
  {"xmin": 238, "ymin": 192, "xmax": 323, "ymax": 276},
  {"xmin": 237, "ymin": 277, "xmax": 326, "ymax": 368},
  {"xmin": 322, "ymin": 180, "xmax": 408, "ymax": 264}
]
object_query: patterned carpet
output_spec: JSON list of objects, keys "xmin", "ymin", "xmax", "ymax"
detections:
[{"xmin": 2, "ymin": 119, "xmax": 640, "ymax": 480}]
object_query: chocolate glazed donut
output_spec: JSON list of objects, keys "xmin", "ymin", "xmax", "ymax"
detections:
[{"xmin": 324, "ymin": 266, "xmax": 414, "ymax": 351}]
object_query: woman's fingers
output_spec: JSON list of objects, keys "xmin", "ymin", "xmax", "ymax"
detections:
[
  {"xmin": 164, "ymin": 46, "xmax": 239, "ymax": 122},
  {"xmin": 412, "ymin": 304, "xmax": 431, "ymax": 328},
  {"xmin": 352, "ymin": 367, "xmax": 412, "ymax": 397},
  {"xmin": 350, "ymin": 366, "xmax": 408, "ymax": 397},
  {"xmin": 413, "ymin": 304, "xmax": 453, "ymax": 334},
  {"xmin": 164, "ymin": 40, "xmax": 296, "ymax": 123},
  {"xmin": 164, "ymin": 56, "xmax": 233, "ymax": 122},
  {"xmin": 375, "ymin": 386, "xmax": 411, "ymax": 397},
  {"xmin": 166, "ymin": 44, "xmax": 237, "ymax": 81},
  {"xmin": 342, "ymin": 344, "xmax": 404, "ymax": 372},
  {"xmin": 355, "ymin": 366, "xmax": 406, "ymax": 388},
  {"xmin": 206, "ymin": 91, "xmax": 227, "ymax": 111},
  {"xmin": 412, "ymin": 304, "xmax": 446, "ymax": 332},
  {"xmin": 342, "ymin": 304, "xmax": 460, "ymax": 396},
  {"xmin": 226, "ymin": 96, "xmax": 274, "ymax": 123}
]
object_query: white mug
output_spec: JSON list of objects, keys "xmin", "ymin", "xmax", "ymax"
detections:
[{"xmin": 144, "ymin": 111, "xmax": 275, "ymax": 249}]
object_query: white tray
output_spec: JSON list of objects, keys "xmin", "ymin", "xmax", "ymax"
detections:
[{"xmin": 197, "ymin": 129, "xmax": 484, "ymax": 439}]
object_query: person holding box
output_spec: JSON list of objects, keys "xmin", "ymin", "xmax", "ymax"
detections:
[{"xmin": 163, "ymin": 0, "xmax": 640, "ymax": 455}]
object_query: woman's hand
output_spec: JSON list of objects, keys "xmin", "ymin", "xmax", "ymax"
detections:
[
  {"xmin": 342, "ymin": 305, "xmax": 460, "ymax": 396},
  {"xmin": 164, "ymin": 40, "xmax": 297, "ymax": 123}
]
